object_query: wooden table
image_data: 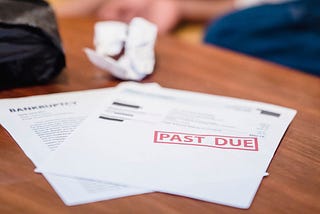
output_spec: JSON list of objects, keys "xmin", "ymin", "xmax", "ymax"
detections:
[{"xmin": 0, "ymin": 18, "xmax": 319, "ymax": 214}]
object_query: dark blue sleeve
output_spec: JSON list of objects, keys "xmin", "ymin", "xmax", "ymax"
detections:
[{"xmin": 204, "ymin": 0, "xmax": 320, "ymax": 76}]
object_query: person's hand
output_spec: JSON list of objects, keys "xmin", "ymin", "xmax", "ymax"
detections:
[
  {"xmin": 145, "ymin": 0, "xmax": 181, "ymax": 34},
  {"xmin": 97, "ymin": 0, "xmax": 181, "ymax": 34}
]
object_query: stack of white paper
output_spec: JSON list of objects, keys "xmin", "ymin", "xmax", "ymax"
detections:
[
  {"xmin": 0, "ymin": 86, "xmax": 155, "ymax": 205},
  {"xmin": 0, "ymin": 82, "xmax": 296, "ymax": 208}
]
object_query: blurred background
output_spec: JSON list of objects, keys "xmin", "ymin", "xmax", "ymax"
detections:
[
  {"xmin": 46, "ymin": 0, "xmax": 320, "ymax": 76},
  {"xmin": 47, "ymin": 0, "xmax": 205, "ymax": 44}
]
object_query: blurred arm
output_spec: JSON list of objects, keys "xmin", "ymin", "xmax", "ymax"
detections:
[
  {"xmin": 177, "ymin": 0, "xmax": 235, "ymax": 21},
  {"xmin": 51, "ymin": 0, "xmax": 235, "ymax": 33}
]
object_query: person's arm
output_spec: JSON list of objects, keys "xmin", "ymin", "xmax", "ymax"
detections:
[
  {"xmin": 53, "ymin": 0, "xmax": 235, "ymax": 34},
  {"xmin": 176, "ymin": 0, "xmax": 235, "ymax": 21},
  {"xmin": 96, "ymin": 0, "xmax": 235, "ymax": 33}
]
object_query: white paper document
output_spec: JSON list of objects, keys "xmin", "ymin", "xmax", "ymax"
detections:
[
  {"xmin": 38, "ymin": 83, "xmax": 296, "ymax": 209},
  {"xmin": 0, "ymin": 88, "xmax": 151, "ymax": 206}
]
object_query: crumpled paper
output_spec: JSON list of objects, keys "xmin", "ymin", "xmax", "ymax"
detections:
[{"xmin": 84, "ymin": 17, "xmax": 158, "ymax": 81}]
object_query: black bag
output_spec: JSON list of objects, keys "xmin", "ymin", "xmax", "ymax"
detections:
[{"xmin": 0, "ymin": 0, "xmax": 66, "ymax": 89}]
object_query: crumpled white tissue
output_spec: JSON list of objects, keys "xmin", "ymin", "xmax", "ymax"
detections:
[{"xmin": 84, "ymin": 17, "xmax": 158, "ymax": 81}]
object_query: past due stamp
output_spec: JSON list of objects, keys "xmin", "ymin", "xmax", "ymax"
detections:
[{"xmin": 154, "ymin": 131, "xmax": 259, "ymax": 151}]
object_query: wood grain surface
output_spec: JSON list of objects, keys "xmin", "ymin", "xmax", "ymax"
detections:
[{"xmin": 0, "ymin": 17, "xmax": 319, "ymax": 214}]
